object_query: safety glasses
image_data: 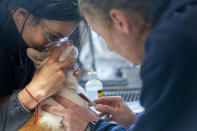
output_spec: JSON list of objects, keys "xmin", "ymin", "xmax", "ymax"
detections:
[{"xmin": 39, "ymin": 21, "xmax": 80, "ymax": 49}]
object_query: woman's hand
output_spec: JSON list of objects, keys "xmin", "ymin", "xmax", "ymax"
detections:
[
  {"xmin": 19, "ymin": 43, "xmax": 76, "ymax": 110},
  {"xmin": 94, "ymin": 96, "xmax": 137, "ymax": 130},
  {"xmin": 72, "ymin": 64, "xmax": 81, "ymax": 81},
  {"xmin": 41, "ymin": 95, "xmax": 99, "ymax": 131}
]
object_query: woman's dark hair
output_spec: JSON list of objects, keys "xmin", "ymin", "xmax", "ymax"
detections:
[
  {"xmin": 0, "ymin": 0, "xmax": 86, "ymax": 91},
  {"xmin": 7, "ymin": 0, "xmax": 80, "ymax": 21},
  {"xmin": 0, "ymin": 0, "xmax": 88, "ymax": 49}
]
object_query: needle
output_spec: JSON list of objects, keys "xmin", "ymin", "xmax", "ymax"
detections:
[{"xmin": 74, "ymin": 90, "xmax": 111, "ymax": 118}]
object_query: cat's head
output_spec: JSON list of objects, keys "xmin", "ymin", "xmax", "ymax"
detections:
[{"xmin": 27, "ymin": 43, "xmax": 78, "ymax": 69}]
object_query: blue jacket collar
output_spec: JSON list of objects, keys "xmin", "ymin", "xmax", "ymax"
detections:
[{"xmin": 150, "ymin": 0, "xmax": 197, "ymax": 25}]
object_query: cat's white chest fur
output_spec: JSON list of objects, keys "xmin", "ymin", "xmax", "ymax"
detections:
[
  {"xmin": 28, "ymin": 46, "xmax": 86, "ymax": 131},
  {"xmin": 38, "ymin": 72, "xmax": 86, "ymax": 131}
]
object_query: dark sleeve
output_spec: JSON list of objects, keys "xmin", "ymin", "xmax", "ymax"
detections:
[
  {"xmin": 133, "ymin": 5, "xmax": 197, "ymax": 131},
  {"xmin": 94, "ymin": 119, "xmax": 127, "ymax": 131},
  {"xmin": 94, "ymin": 113, "xmax": 143, "ymax": 131},
  {"xmin": 0, "ymin": 93, "xmax": 33, "ymax": 131}
]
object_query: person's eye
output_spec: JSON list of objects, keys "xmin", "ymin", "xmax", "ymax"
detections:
[{"xmin": 49, "ymin": 34, "xmax": 59, "ymax": 41}]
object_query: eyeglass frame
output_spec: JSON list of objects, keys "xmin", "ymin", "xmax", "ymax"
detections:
[{"xmin": 39, "ymin": 21, "xmax": 80, "ymax": 48}]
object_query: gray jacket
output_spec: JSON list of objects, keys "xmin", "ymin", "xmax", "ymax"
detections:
[{"xmin": 0, "ymin": 93, "xmax": 33, "ymax": 131}]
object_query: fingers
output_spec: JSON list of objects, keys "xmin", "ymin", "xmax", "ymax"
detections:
[
  {"xmin": 74, "ymin": 71, "xmax": 81, "ymax": 80},
  {"xmin": 98, "ymin": 112, "xmax": 105, "ymax": 117},
  {"xmin": 73, "ymin": 64, "xmax": 79, "ymax": 72},
  {"xmin": 50, "ymin": 43, "xmax": 69, "ymax": 61},
  {"xmin": 68, "ymin": 40, "xmax": 73, "ymax": 46},
  {"xmin": 73, "ymin": 64, "xmax": 81, "ymax": 80},
  {"xmin": 96, "ymin": 104, "xmax": 116, "ymax": 115},
  {"xmin": 41, "ymin": 104, "xmax": 70, "ymax": 117},
  {"xmin": 94, "ymin": 96, "xmax": 122, "ymax": 105},
  {"xmin": 105, "ymin": 116, "xmax": 113, "ymax": 122},
  {"xmin": 98, "ymin": 110, "xmax": 112, "ymax": 120},
  {"xmin": 53, "ymin": 95, "xmax": 80, "ymax": 110},
  {"xmin": 59, "ymin": 58, "xmax": 76, "ymax": 70},
  {"xmin": 47, "ymin": 41, "xmax": 77, "ymax": 71}
]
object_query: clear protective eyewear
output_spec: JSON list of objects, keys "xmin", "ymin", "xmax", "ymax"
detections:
[
  {"xmin": 39, "ymin": 21, "xmax": 79, "ymax": 58},
  {"xmin": 39, "ymin": 21, "xmax": 79, "ymax": 49}
]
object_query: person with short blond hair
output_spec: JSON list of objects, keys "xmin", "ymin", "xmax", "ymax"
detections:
[{"xmin": 43, "ymin": 0, "xmax": 197, "ymax": 131}]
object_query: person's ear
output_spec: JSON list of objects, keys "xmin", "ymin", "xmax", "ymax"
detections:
[
  {"xmin": 109, "ymin": 9, "xmax": 131, "ymax": 34},
  {"xmin": 14, "ymin": 8, "xmax": 29, "ymax": 31},
  {"xmin": 27, "ymin": 48, "xmax": 44, "ymax": 66}
]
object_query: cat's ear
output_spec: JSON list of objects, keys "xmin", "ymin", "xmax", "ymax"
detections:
[{"xmin": 27, "ymin": 48, "xmax": 44, "ymax": 65}]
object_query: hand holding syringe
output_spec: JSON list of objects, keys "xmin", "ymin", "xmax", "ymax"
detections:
[
  {"xmin": 72, "ymin": 89, "xmax": 111, "ymax": 118},
  {"xmin": 78, "ymin": 93, "xmax": 111, "ymax": 118}
]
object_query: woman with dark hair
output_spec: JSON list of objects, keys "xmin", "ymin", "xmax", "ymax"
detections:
[{"xmin": 0, "ymin": 0, "xmax": 82, "ymax": 130}]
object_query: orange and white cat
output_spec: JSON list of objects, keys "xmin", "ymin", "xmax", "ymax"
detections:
[{"xmin": 19, "ymin": 44, "xmax": 87, "ymax": 131}]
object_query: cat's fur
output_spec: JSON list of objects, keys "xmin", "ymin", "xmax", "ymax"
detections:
[{"xmin": 19, "ymin": 45, "xmax": 86, "ymax": 131}]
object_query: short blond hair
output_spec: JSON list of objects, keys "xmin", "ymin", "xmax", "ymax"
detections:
[{"xmin": 79, "ymin": 0, "xmax": 150, "ymax": 30}]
